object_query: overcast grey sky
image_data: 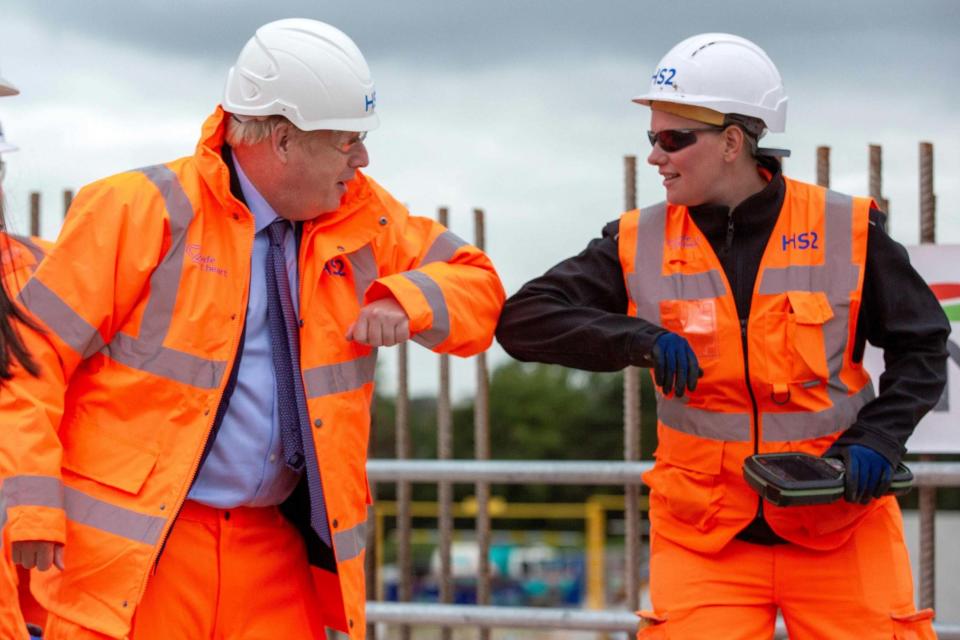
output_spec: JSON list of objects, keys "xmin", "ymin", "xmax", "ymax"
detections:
[{"xmin": 1, "ymin": 1, "xmax": 958, "ymax": 398}]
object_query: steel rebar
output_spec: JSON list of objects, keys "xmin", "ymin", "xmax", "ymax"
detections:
[
  {"xmin": 395, "ymin": 341, "xmax": 412, "ymax": 640},
  {"xmin": 623, "ymin": 155, "xmax": 642, "ymax": 612},
  {"xmin": 816, "ymin": 146, "xmax": 830, "ymax": 188},
  {"xmin": 474, "ymin": 208, "xmax": 492, "ymax": 640},
  {"xmin": 436, "ymin": 207, "xmax": 454, "ymax": 640},
  {"xmin": 29, "ymin": 192, "xmax": 40, "ymax": 237}
]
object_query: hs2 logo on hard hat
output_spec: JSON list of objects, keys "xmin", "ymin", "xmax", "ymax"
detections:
[
  {"xmin": 781, "ymin": 232, "xmax": 820, "ymax": 251},
  {"xmin": 652, "ymin": 68, "xmax": 677, "ymax": 87},
  {"xmin": 365, "ymin": 91, "xmax": 376, "ymax": 112}
]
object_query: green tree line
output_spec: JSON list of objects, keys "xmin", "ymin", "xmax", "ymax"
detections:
[{"xmin": 369, "ymin": 359, "xmax": 958, "ymax": 511}]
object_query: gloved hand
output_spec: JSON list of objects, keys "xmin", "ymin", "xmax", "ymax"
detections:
[
  {"xmin": 828, "ymin": 444, "xmax": 894, "ymax": 504},
  {"xmin": 652, "ymin": 332, "xmax": 702, "ymax": 398}
]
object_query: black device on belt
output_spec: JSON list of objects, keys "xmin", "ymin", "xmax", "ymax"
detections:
[{"xmin": 743, "ymin": 452, "xmax": 914, "ymax": 507}]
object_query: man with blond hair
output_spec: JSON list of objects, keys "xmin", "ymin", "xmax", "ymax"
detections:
[{"xmin": 1, "ymin": 20, "xmax": 504, "ymax": 639}]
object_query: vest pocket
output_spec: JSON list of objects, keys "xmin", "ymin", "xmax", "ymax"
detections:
[
  {"xmin": 659, "ymin": 299, "xmax": 720, "ymax": 361},
  {"xmin": 763, "ymin": 291, "xmax": 833, "ymax": 387},
  {"xmin": 648, "ymin": 427, "xmax": 723, "ymax": 531}
]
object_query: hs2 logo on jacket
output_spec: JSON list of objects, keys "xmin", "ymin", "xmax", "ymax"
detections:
[{"xmin": 781, "ymin": 232, "xmax": 820, "ymax": 251}]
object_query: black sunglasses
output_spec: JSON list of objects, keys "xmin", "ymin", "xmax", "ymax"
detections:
[{"xmin": 647, "ymin": 126, "xmax": 725, "ymax": 153}]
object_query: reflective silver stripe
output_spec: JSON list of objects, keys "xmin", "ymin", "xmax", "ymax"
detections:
[
  {"xmin": 657, "ymin": 396, "xmax": 752, "ymax": 441},
  {"xmin": 17, "ymin": 279, "xmax": 105, "ymax": 358},
  {"xmin": 303, "ymin": 351, "xmax": 378, "ymax": 399},
  {"xmin": 63, "ymin": 486, "xmax": 166, "ymax": 545},
  {"xmin": 10, "ymin": 235, "xmax": 46, "ymax": 263},
  {"xmin": 758, "ymin": 266, "xmax": 829, "ymax": 294},
  {"xmin": 1, "ymin": 476, "xmax": 164, "ymax": 545},
  {"xmin": 102, "ymin": 332, "xmax": 226, "ymax": 390},
  {"xmin": 403, "ymin": 271, "xmax": 450, "ymax": 348},
  {"xmin": 758, "ymin": 193, "xmax": 860, "ymax": 296},
  {"xmin": 625, "ymin": 202, "xmax": 667, "ymax": 323},
  {"xmin": 761, "ymin": 189, "xmax": 875, "ymax": 440},
  {"xmin": 660, "ymin": 270, "xmax": 726, "ymax": 300},
  {"xmin": 135, "ymin": 165, "xmax": 195, "ymax": 344},
  {"xmin": 93, "ymin": 166, "xmax": 225, "ymax": 389},
  {"xmin": 2, "ymin": 475, "xmax": 64, "ymax": 509},
  {"xmin": 346, "ymin": 244, "xmax": 378, "ymax": 305},
  {"xmin": 763, "ymin": 383, "xmax": 876, "ymax": 441},
  {"xmin": 422, "ymin": 230, "xmax": 468, "ymax": 266},
  {"xmin": 334, "ymin": 518, "xmax": 367, "ymax": 562}
]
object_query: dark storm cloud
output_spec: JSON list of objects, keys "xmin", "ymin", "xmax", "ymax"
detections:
[{"xmin": 5, "ymin": 0, "xmax": 958, "ymax": 73}]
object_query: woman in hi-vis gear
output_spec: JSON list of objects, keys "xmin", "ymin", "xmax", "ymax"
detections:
[
  {"xmin": 0, "ymin": 70, "xmax": 49, "ymax": 640},
  {"xmin": 497, "ymin": 34, "xmax": 948, "ymax": 639}
]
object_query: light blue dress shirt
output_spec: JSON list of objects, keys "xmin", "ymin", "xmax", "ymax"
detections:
[{"xmin": 187, "ymin": 154, "xmax": 303, "ymax": 508}]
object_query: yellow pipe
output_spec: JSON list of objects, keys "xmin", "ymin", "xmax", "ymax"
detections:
[
  {"xmin": 585, "ymin": 498, "xmax": 606, "ymax": 610},
  {"xmin": 372, "ymin": 494, "xmax": 650, "ymax": 609}
]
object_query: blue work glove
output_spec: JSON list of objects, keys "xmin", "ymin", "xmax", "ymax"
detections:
[
  {"xmin": 652, "ymin": 332, "xmax": 702, "ymax": 398},
  {"xmin": 829, "ymin": 444, "xmax": 894, "ymax": 504}
]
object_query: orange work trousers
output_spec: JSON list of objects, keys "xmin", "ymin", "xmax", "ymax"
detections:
[
  {"xmin": 1, "ymin": 546, "xmax": 29, "ymax": 640},
  {"xmin": 638, "ymin": 499, "xmax": 935, "ymax": 639},
  {"xmin": 44, "ymin": 501, "xmax": 329, "ymax": 639}
]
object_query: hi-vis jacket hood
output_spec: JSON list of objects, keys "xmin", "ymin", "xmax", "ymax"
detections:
[
  {"xmin": 0, "ymin": 107, "xmax": 505, "ymax": 638},
  {"xmin": 619, "ymin": 178, "xmax": 882, "ymax": 554}
]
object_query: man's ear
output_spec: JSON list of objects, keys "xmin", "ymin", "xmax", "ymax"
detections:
[{"xmin": 270, "ymin": 122, "xmax": 293, "ymax": 163}]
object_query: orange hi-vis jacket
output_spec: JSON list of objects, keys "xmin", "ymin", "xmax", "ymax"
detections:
[
  {"xmin": 619, "ymin": 177, "xmax": 889, "ymax": 554},
  {"xmin": 1, "ymin": 234, "xmax": 52, "ymax": 640},
  {"xmin": 0, "ymin": 107, "xmax": 505, "ymax": 639}
]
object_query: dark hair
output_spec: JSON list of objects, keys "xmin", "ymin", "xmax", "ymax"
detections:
[{"xmin": 0, "ymin": 219, "xmax": 40, "ymax": 379}]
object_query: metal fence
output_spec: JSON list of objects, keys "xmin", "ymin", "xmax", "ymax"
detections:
[
  {"xmin": 363, "ymin": 142, "xmax": 959, "ymax": 639},
  {"xmin": 21, "ymin": 145, "xmax": 954, "ymax": 638}
]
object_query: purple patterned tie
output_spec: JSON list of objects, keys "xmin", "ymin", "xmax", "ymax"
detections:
[{"xmin": 265, "ymin": 219, "xmax": 332, "ymax": 546}]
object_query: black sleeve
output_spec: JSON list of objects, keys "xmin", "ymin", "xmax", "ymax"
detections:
[
  {"xmin": 495, "ymin": 220, "xmax": 666, "ymax": 371},
  {"xmin": 833, "ymin": 209, "xmax": 951, "ymax": 465}
]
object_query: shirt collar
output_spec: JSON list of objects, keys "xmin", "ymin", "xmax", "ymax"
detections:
[{"xmin": 230, "ymin": 152, "xmax": 287, "ymax": 234}]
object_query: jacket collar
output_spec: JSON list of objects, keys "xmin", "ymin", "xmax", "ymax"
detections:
[{"xmin": 193, "ymin": 107, "xmax": 385, "ymax": 256}]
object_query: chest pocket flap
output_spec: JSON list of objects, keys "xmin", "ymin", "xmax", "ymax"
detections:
[{"xmin": 786, "ymin": 290, "xmax": 833, "ymax": 381}]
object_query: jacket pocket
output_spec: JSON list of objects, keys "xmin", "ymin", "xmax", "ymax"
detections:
[
  {"xmin": 62, "ymin": 425, "xmax": 160, "ymax": 495},
  {"xmin": 891, "ymin": 608, "xmax": 936, "ymax": 640}
]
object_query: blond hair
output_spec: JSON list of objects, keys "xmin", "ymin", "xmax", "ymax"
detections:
[{"xmin": 225, "ymin": 114, "xmax": 305, "ymax": 147}]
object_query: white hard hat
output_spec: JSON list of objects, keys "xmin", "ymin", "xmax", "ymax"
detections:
[
  {"xmin": 633, "ymin": 33, "xmax": 787, "ymax": 134},
  {"xmin": 0, "ymin": 119, "xmax": 17, "ymax": 153},
  {"xmin": 223, "ymin": 18, "xmax": 379, "ymax": 132},
  {"xmin": 0, "ymin": 65, "xmax": 18, "ymax": 97}
]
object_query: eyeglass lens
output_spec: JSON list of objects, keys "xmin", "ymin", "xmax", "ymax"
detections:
[{"xmin": 647, "ymin": 129, "xmax": 701, "ymax": 153}]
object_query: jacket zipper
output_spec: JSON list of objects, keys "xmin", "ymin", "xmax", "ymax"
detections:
[
  {"xmin": 733, "ymin": 204, "xmax": 767, "ymax": 524},
  {"xmin": 729, "ymin": 211, "xmax": 764, "ymax": 521},
  {"xmin": 724, "ymin": 211, "xmax": 735, "ymax": 256},
  {"xmin": 740, "ymin": 318, "xmax": 764, "ymax": 521},
  {"xmin": 135, "ymin": 236, "xmax": 252, "ymax": 600}
]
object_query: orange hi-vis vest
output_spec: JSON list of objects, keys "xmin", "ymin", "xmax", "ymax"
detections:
[
  {"xmin": 618, "ymin": 177, "xmax": 892, "ymax": 554},
  {"xmin": 0, "ymin": 108, "xmax": 504, "ymax": 638}
]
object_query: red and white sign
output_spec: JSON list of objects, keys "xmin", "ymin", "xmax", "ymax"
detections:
[{"xmin": 863, "ymin": 244, "xmax": 960, "ymax": 454}]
